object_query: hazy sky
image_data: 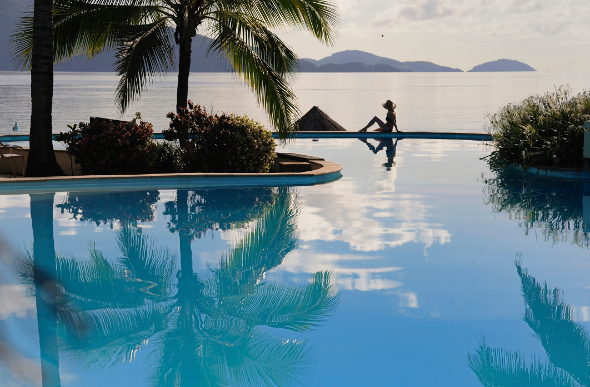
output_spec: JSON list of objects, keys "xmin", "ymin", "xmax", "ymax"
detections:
[{"xmin": 279, "ymin": 0, "xmax": 590, "ymax": 71}]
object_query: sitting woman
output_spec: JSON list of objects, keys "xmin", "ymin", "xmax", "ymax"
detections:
[{"xmin": 358, "ymin": 99, "xmax": 399, "ymax": 133}]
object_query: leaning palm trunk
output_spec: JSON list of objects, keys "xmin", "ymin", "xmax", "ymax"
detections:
[{"xmin": 28, "ymin": 0, "xmax": 64, "ymax": 177}]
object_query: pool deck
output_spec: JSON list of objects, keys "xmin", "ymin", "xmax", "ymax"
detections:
[{"xmin": 0, "ymin": 152, "xmax": 343, "ymax": 194}]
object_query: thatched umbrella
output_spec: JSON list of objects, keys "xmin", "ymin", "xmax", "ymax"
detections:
[{"xmin": 294, "ymin": 106, "xmax": 347, "ymax": 131}]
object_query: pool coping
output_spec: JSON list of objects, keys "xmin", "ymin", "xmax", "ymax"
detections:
[
  {"xmin": 272, "ymin": 131, "xmax": 493, "ymax": 141},
  {"xmin": 521, "ymin": 166, "xmax": 590, "ymax": 181},
  {"xmin": 2, "ymin": 131, "xmax": 493, "ymax": 143},
  {"xmin": 0, "ymin": 152, "xmax": 343, "ymax": 194}
]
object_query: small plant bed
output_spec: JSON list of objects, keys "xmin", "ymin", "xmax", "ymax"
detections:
[
  {"xmin": 484, "ymin": 86, "xmax": 590, "ymax": 172},
  {"xmin": 57, "ymin": 104, "xmax": 278, "ymax": 175}
]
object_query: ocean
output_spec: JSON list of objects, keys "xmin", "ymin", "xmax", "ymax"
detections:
[{"xmin": 2, "ymin": 71, "xmax": 590, "ymax": 136}]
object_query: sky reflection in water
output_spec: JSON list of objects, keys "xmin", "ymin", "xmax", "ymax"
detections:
[{"xmin": 0, "ymin": 139, "xmax": 589, "ymax": 386}]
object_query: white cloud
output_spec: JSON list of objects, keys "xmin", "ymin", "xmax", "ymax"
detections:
[
  {"xmin": 398, "ymin": 0, "xmax": 456, "ymax": 21},
  {"xmin": 0, "ymin": 285, "xmax": 35, "ymax": 320},
  {"xmin": 277, "ymin": 0, "xmax": 586, "ymax": 70}
]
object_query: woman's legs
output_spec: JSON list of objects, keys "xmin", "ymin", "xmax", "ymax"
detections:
[{"xmin": 359, "ymin": 116, "xmax": 389, "ymax": 132}]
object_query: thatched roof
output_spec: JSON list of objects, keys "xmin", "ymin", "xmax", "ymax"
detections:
[{"xmin": 294, "ymin": 106, "xmax": 347, "ymax": 131}]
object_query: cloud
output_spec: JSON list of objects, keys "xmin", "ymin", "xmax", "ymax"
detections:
[
  {"xmin": 398, "ymin": 0, "xmax": 456, "ymax": 21},
  {"xmin": 363, "ymin": 0, "xmax": 589, "ymax": 40}
]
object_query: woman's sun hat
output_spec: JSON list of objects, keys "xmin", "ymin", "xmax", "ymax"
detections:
[{"xmin": 382, "ymin": 100, "xmax": 396, "ymax": 110}]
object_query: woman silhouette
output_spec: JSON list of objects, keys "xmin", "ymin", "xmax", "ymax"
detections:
[{"xmin": 358, "ymin": 99, "xmax": 399, "ymax": 133}]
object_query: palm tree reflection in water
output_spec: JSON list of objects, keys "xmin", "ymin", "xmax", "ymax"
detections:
[
  {"xmin": 468, "ymin": 261, "xmax": 590, "ymax": 386},
  {"xmin": 17, "ymin": 187, "xmax": 337, "ymax": 386}
]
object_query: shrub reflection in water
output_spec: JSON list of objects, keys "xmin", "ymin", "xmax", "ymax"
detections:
[{"xmin": 482, "ymin": 168, "xmax": 590, "ymax": 248}]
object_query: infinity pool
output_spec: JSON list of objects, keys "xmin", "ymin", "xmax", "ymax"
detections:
[{"xmin": 0, "ymin": 138, "xmax": 589, "ymax": 386}]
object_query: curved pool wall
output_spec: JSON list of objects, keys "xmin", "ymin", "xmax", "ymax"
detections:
[{"xmin": 0, "ymin": 155, "xmax": 342, "ymax": 194}]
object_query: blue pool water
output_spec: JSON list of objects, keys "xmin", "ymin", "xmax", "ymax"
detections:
[{"xmin": 0, "ymin": 138, "xmax": 589, "ymax": 386}]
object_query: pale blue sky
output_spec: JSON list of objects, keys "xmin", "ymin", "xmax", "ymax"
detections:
[{"xmin": 280, "ymin": 0, "xmax": 590, "ymax": 71}]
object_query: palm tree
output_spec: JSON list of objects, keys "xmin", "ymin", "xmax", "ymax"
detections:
[
  {"xmin": 26, "ymin": 0, "xmax": 64, "ymax": 176},
  {"xmin": 12, "ymin": 0, "xmax": 339, "ymax": 139}
]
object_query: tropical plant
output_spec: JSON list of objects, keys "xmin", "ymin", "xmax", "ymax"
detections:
[
  {"xmin": 165, "ymin": 102, "xmax": 276, "ymax": 172},
  {"xmin": 11, "ymin": 0, "xmax": 339, "ymax": 140},
  {"xmin": 55, "ymin": 114, "xmax": 158, "ymax": 175},
  {"xmin": 484, "ymin": 86, "xmax": 590, "ymax": 171},
  {"xmin": 468, "ymin": 262, "xmax": 590, "ymax": 386},
  {"xmin": 482, "ymin": 168, "xmax": 589, "ymax": 248}
]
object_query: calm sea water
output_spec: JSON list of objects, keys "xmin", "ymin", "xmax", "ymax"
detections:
[
  {"xmin": 0, "ymin": 72, "xmax": 589, "ymax": 386},
  {"xmin": 2, "ymin": 71, "xmax": 590, "ymax": 134}
]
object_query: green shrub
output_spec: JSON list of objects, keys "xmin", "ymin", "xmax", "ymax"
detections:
[
  {"xmin": 485, "ymin": 86, "xmax": 590, "ymax": 171},
  {"xmin": 57, "ymin": 114, "xmax": 158, "ymax": 175},
  {"xmin": 166, "ymin": 102, "xmax": 276, "ymax": 173},
  {"xmin": 153, "ymin": 141, "xmax": 189, "ymax": 173}
]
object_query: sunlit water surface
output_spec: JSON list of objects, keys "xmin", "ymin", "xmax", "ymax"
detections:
[
  {"xmin": 0, "ymin": 136, "xmax": 589, "ymax": 386},
  {"xmin": 2, "ymin": 71, "xmax": 590, "ymax": 134}
]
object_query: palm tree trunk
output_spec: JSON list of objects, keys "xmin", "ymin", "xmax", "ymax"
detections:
[
  {"xmin": 176, "ymin": 190, "xmax": 194, "ymax": 276},
  {"xmin": 176, "ymin": 35, "xmax": 193, "ymax": 152},
  {"xmin": 30, "ymin": 193, "xmax": 61, "ymax": 387},
  {"xmin": 28, "ymin": 0, "xmax": 64, "ymax": 177}
]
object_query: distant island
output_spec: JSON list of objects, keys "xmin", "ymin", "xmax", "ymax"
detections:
[
  {"xmin": 468, "ymin": 59, "xmax": 535, "ymax": 72},
  {"xmin": 297, "ymin": 60, "xmax": 410, "ymax": 73},
  {"xmin": 299, "ymin": 50, "xmax": 462, "ymax": 73}
]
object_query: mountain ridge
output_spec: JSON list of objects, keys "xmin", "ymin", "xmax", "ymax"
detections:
[{"xmin": 301, "ymin": 50, "xmax": 463, "ymax": 72}]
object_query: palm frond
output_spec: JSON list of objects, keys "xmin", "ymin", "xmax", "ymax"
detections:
[
  {"xmin": 219, "ymin": 271, "xmax": 339, "ymax": 332},
  {"xmin": 114, "ymin": 18, "xmax": 175, "ymax": 112},
  {"xmin": 8, "ymin": 11, "xmax": 34, "ymax": 70},
  {"xmin": 116, "ymin": 226, "xmax": 176, "ymax": 297},
  {"xmin": 225, "ymin": 330, "xmax": 314, "ymax": 386},
  {"xmin": 208, "ymin": 13, "xmax": 299, "ymax": 139},
  {"xmin": 59, "ymin": 303, "xmax": 170, "ymax": 369},
  {"xmin": 8, "ymin": 0, "xmax": 162, "ymax": 70},
  {"xmin": 215, "ymin": 187, "xmax": 298, "ymax": 294},
  {"xmin": 245, "ymin": 0, "xmax": 339, "ymax": 45},
  {"xmin": 517, "ymin": 263, "xmax": 590, "ymax": 385},
  {"xmin": 468, "ymin": 342, "xmax": 579, "ymax": 387}
]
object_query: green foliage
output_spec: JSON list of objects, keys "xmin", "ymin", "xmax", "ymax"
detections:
[
  {"xmin": 485, "ymin": 86, "xmax": 590, "ymax": 171},
  {"xmin": 56, "ymin": 114, "xmax": 158, "ymax": 175},
  {"xmin": 152, "ymin": 141, "xmax": 188, "ymax": 174},
  {"xmin": 166, "ymin": 102, "xmax": 276, "ymax": 173}
]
